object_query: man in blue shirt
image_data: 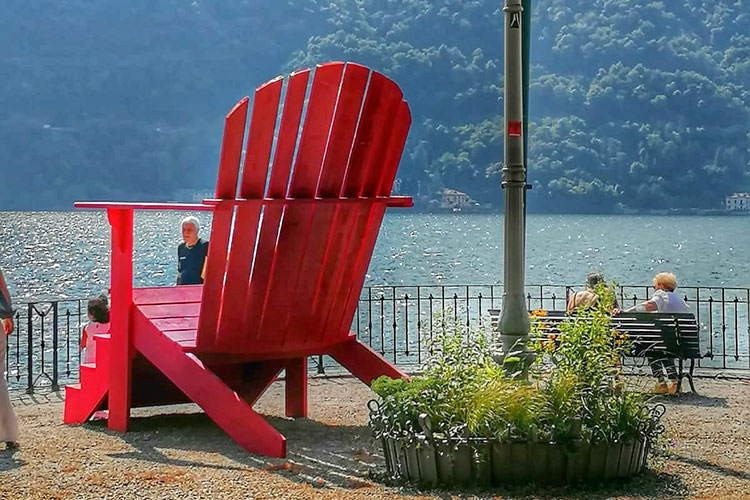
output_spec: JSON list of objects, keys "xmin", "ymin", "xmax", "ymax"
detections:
[{"xmin": 177, "ymin": 216, "xmax": 209, "ymax": 285}]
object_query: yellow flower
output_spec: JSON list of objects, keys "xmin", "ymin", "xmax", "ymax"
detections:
[
  {"xmin": 533, "ymin": 309, "xmax": 548, "ymax": 317},
  {"xmin": 547, "ymin": 333, "xmax": 556, "ymax": 341}
]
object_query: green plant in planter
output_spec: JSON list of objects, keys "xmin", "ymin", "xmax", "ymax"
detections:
[
  {"xmin": 527, "ymin": 281, "xmax": 651, "ymax": 444},
  {"xmin": 370, "ymin": 291, "xmax": 666, "ymax": 479}
]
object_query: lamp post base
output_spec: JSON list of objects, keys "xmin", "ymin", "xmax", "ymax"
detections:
[{"xmin": 494, "ymin": 334, "xmax": 537, "ymax": 379}]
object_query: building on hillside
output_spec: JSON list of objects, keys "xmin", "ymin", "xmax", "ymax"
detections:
[
  {"xmin": 437, "ymin": 188, "xmax": 476, "ymax": 210},
  {"xmin": 726, "ymin": 193, "xmax": 750, "ymax": 211}
]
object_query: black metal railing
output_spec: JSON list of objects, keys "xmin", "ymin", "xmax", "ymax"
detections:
[
  {"xmin": 4, "ymin": 284, "xmax": 750, "ymax": 393},
  {"xmin": 5, "ymin": 299, "xmax": 87, "ymax": 394},
  {"xmin": 341, "ymin": 284, "xmax": 750, "ymax": 373}
]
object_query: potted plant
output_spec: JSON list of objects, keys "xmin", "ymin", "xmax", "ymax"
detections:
[{"xmin": 368, "ymin": 286, "xmax": 666, "ymax": 486}]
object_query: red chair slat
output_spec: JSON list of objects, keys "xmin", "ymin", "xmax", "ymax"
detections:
[
  {"xmin": 133, "ymin": 286, "xmax": 202, "ymax": 306},
  {"xmin": 214, "ymin": 98, "xmax": 249, "ymax": 199},
  {"xmin": 198, "ymin": 95, "xmax": 255, "ymax": 349},
  {"xmin": 240, "ymin": 76, "xmax": 283, "ymax": 198},
  {"xmin": 240, "ymin": 204, "xmax": 284, "ymax": 343},
  {"xmin": 360, "ymin": 78, "xmax": 403, "ymax": 196},
  {"xmin": 207, "ymin": 79, "xmax": 283, "ymax": 350},
  {"xmin": 275, "ymin": 204, "xmax": 342, "ymax": 347},
  {"xmin": 163, "ymin": 330, "xmax": 198, "ymax": 344},
  {"xmin": 333, "ymin": 204, "xmax": 388, "ymax": 336},
  {"xmin": 342, "ymin": 72, "xmax": 402, "ymax": 197},
  {"xmin": 139, "ymin": 302, "xmax": 201, "ymax": 319},
  {"xmin": 196, "ymin": 204, "xmax": 233, "ymax": 350},
  {"xmin": 378, "ymin": 102, "xmax": 412, "ymax": 195},
  {"xmin": 215, "ymin": 203, "xmax": 262, "ymax": 348},
  {"xmin": 308, "ymin": 205, "xmax": 361, "ymax": 343},
  {"xmin": 254, "ymin": 204, "xmax": 317, "ymax": 346},
  {"xmin": 267, "ymin": 69, "xmax": 310, "ymax": 198},
  {"xmin": 288, "ymin": 62, "xmax": 344, "ymax": 197},
  {"xmin": 317, "ymin": 63, "xmax": 370, "ymax": 197},
  {"xmin": 311, "ymin": 204, "xmax": 375, "ymax": 341},
  {"xmin": 251, "ymin": 63, "xmax": 345, "ymax": 346},
  {"xmin": 152, "ymin": 317, "xmax": 199, "ymax": 332}
]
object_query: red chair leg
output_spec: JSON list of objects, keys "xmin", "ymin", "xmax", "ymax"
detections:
[
  {"xmin": 235, "ymin": 360, "xmax": 286, "ymax": 406},
  {"xmin": 107, "ymin": 208, "xmax": 134, "ymax": 432},
  {"xmin": 328, "ymin": 338, "xmax": 408, "ymax": 385},
  {"xmin": 285, "ymin": 357, "xmax": 307, "ymax": 418}
]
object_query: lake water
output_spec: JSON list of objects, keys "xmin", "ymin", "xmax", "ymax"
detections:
[
  {"xmin": 3, "ymin": 210, "xmax": 750, "ymax": 388},
  {"xmin": 0, "ymin": 211, "xmax": 748, "ymax": 302}
]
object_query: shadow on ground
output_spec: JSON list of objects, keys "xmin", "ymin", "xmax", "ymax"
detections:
[
  {"xmin": 672, "ymin": 454, "xmax": 750, "ymax": 481},
  {"xmin": 86, "ymin": 409, "xmax": 382, "ymax": 490},
  {"xmin": 84, "ymin": 409, "xmax": 694, "ymax": 498},
  {"xmin": 0, "ymin": 448, "xmax": 26, "ymax": 472},
  {"xmin": 652, "ymin": 392, "xmax": 728, "ymax": 408},
  {"xmin": 384, "ymin": 469, "xmax": 691, "ymax": 500}
]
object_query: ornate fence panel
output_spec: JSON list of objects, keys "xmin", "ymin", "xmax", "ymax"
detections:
[
  {"xmin": 5, "ymin": 300, "xmax": 87, "ymax": 394},
  {"xmin": 5, "ymin": 285, "xmax": 749, "ymax": 393}
]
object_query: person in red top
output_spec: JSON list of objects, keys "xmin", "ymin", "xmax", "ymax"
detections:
[{"xmin": 0, "ymin": 268, "xmax": 18, "ymax": 449}]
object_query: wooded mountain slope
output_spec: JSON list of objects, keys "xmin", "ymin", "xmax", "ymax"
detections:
[{"xmin": 1, "ymin": 0, "xmax": 748, "ymax": 211}]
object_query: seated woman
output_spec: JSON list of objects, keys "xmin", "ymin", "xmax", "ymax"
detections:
[
  {"xmin": 625, "ymin": 272, "xmax": 691, "ymax": 395},
  {"xmin": 81, "ymin": 295, "xmax": 110, "ymax": 364},
  {"xmin": 567, "ymin": 272, "xmax": 618, "ymax": 312}
]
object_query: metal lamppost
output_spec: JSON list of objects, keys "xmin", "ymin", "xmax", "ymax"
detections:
[{"xmin": 498, "ymin": 0, "xmax": 533, "ymax": 376}]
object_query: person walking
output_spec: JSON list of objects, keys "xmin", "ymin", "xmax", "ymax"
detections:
[{"xmin": 0, "ymin": 268, "xmax": 18, "ymax": 449}]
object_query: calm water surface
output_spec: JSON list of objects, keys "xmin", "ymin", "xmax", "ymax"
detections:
[{"xmin": 0, "ymin": 211, "xmax": 748, "ymax": 302}]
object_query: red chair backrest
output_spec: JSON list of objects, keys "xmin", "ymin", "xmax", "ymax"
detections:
[{"xmin": 195, "ymin": 62, "xmax": 411, "ymax": 353}]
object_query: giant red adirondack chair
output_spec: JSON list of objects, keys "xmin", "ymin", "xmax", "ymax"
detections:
[{"xmin": 64, "ymin": 62, "xmax": 412, "ymax": 457}]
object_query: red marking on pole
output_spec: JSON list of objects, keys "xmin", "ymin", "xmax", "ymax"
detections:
[{"xmin": 508, "ymin": 121, "xmax": 522, "ymax": 137}]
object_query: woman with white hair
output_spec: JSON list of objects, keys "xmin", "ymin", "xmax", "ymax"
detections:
[
  {"xmin": 626, "ymin": 272, "xmax": 690, "ymax": 314},
  {"xmin": 0, "ymin": 268, "xmax": 18, "ymax": 450},
  {"xmin": 626, "ymin": 272, "xmax": 691, "ymax": 394},
  {"xmin": 177, "ymin": 216, "xmax": 209, "ymax": 285}
]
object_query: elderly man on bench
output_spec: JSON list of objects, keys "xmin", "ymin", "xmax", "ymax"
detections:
[{"xmin": 625, "ymin": 272, "xmax": 691, "ymax": 395}]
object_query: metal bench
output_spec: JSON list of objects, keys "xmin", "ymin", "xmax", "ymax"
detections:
[{"xmin": 488, "ymin": 310, "xmax": 702, "ymax": 393}]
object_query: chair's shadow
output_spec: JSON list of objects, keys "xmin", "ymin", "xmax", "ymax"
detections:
[
  {"xmin": 85, "ymin": 409, "xmax": 695, "ymax": 498},
  {"xmin": 86, "ymin": 409, "xmax": 383, "ymax": 490}
]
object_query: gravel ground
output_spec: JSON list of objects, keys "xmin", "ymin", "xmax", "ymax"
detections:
[{"xmin": 0, "ymin": 377, "xmax": 748, "ymax": 500}]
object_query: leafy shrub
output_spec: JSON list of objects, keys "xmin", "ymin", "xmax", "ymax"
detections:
[{"xmin": 371, "ymin": 290, "xmax": 664, "ymax": 451}]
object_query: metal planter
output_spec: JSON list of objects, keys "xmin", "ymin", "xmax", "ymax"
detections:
[
  {"xmin": 379, "ymin": 434, "xmax": 649, "ymax": 486},
  {"xmin": 368, "ymin": 402, "xmax": 663, "ymax": 488}
]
